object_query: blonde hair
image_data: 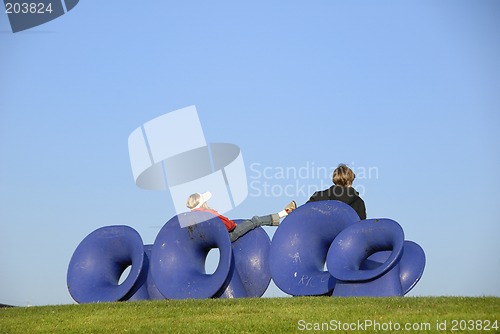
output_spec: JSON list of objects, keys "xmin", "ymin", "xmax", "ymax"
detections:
[
  {"xmin": 332, "ymin": 164, "xmax": 355, "ymax": 186},
  {"xmin": 186, "ymin": 193, "xmax": 209, "ymax": 210}
]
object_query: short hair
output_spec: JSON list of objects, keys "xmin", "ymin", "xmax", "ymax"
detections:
[
  {"xmin": 186, "ymin": 193, "xmax": 201, "ymax": 209},
  {"xmin": 186, "ymin": 193, "xmax": 211, "ymax": 210},
  {"xmin": 332, "ymin": 164, "xmax": 355, "ymax": 186}
]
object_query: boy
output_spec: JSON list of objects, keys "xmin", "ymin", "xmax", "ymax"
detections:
[{"xmin": 308, "ymin": 163, "xmax": 366, "ymax": 220}]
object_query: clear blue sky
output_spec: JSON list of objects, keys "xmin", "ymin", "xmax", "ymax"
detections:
[{"xmin": 1, "ymin": 1, "xmax": 499, "ymax": 306}]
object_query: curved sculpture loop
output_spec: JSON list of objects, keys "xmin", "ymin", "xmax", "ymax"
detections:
[
  {"xmin": 269, "ymin": 201, "xmax": 360, "ymax": 296},
  {"xmin": 150, "ymin": 211, "xmax": 233, "ymax": 299},
  {"xmin": 67, "ymin": 201, "xmax": 426, "ymax": 302},
  {"xmin": 328, "ymin": 218, "xmax": 405, "ymax": 282},
  {"xmin": 67, "ymin": 225, "xmax": 145, "ymax": 303},
  {"xmin": 327, "ymin": 219, "xmax": 405, "ymax": 296}
]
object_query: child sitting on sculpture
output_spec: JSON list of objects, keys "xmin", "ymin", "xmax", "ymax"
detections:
[{"xmin": 186, "ymin": 192, "xmax": 296, "ymax": 242}]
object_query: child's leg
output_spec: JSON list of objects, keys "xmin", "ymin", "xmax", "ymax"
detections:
[
  {"xmin": 229, "ymin": 214, "xmax": 280, "ymax": 242},
  {"xmin": 228, "ymin": 201, "xmax": 296, "ymax": 242}
]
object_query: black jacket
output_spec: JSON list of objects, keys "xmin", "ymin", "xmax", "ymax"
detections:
[{"xmin": 307, "ymin": 185, "xmax": 366, "ymax": 220}]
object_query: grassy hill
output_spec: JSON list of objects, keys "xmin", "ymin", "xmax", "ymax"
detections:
[{"xmin": 1, "ymin": 297, "xmax": 499, "ymax": 333}]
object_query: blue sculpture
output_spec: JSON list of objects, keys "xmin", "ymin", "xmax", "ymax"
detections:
[
  {"xmin": 269, "ymin": 201, "xmax": 360, "ymax": 296},
  {"xmin": 150, "ymin": 211, "xmax": 233, "ymax": 299},
  {"xmin": 67, "ymin": 201, "xmax": 426, "ymax": 302},
  {"xmin": 327, "ymin": 219, "xmax": 406, "ymax": 296},
  {"xmin": 326, "ymin": 219, "xmax": 426, "ymax": 296},
  {"xmin": 360, "ymin": 240, "xmax": 427, "ymax": 295},
  {"xmin": 148, "ymin": 213, "xmax": 273, "ymax": 299},
  {"xmin": 67, "ymin": 225, "xmax": 146, "ymax": 303}
]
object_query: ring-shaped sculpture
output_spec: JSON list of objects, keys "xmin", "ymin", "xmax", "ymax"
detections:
[
  {"xmin": 354, "ymin": 240, "xmax": 426, "ymax": 296},
  {"xmin": 67, "ymin": 225, "xmax": 145, "ymax": 303},
  {"xmin": 150, "ymin": 211, "xmax": 232, "ymax": 299},
  {"xmin": 328, "ymin": 218, "xmax": 405, "ymax": 282},
  {"xmin": 269, "ymin": 201, "xmax": 360, "ymax": 296},
  {"xmin": 327, "ymin": 219, "xmax": 405, "ymax": 296}
]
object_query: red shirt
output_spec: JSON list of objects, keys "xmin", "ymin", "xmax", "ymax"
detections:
[{"xmin": 193, "ymin": 208, "xmax": 236, "ymax": 232}]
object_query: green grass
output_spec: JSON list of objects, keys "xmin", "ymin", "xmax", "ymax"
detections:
[{"xmin": 1, "ymin": 297, "xmax": 499, "ymax": 333}]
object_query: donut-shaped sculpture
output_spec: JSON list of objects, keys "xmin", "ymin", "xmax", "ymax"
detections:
[
  {"xmin": 269, "ymin": 201, "xmax": 360, "ymax": 296},
  {"xmin": 355, "ymin": 240, "xmax": 426, "ymax": 296},
  {"xmin": 218, "ymin": 220, "xmax": 271, "ymax": 298},
  {"xmin": 327, "ymin": 218, "xmax": 405, "ymax": 296},
  {"xmin": 67, "ymin": 225, "xmax": 145, "ymax": 303},
  {"xmin": 328, "ymin": 218, "xmax": 404, "ymax": 281},
  {"xmin": 150, "ymin": 211, "xmax": 232, "ymax": 299}
]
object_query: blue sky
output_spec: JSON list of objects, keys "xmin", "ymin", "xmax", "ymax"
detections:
[{"xmin": 1, "ymin": 1, "xmax": 499, "ymax": 306}]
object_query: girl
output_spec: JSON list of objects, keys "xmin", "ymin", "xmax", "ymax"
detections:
[{"xmin": 186, "ymin": 192, "xmax": 296, "ymax": 242}]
